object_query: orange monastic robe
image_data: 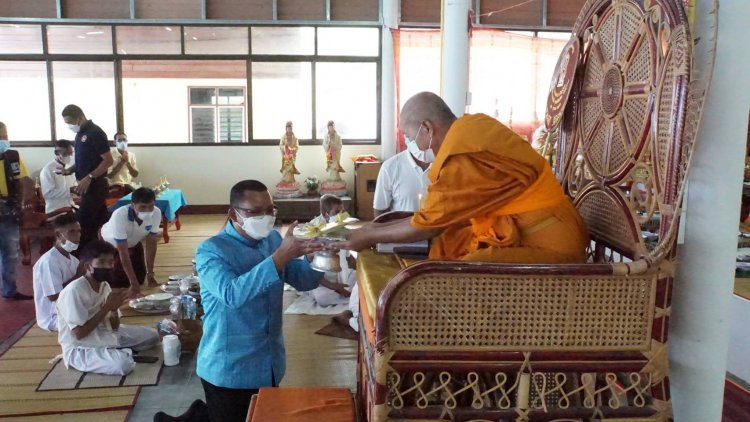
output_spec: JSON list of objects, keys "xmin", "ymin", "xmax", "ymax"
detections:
[{"xmin": 411, "ymin": 114, "xmax": 588, "ymax": 263}]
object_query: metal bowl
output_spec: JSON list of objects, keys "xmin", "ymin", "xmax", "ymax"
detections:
[{"xmin": 309, "ymin": 236, "xmax": 343, "ymax": 273}]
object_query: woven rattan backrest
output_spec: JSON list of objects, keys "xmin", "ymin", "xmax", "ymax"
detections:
[
  {"xmin": 384, "ymin": 269, "xmax": 657, "ymax": 352},
  {"xmin": 547, "ymin": 0, "xmax": 698, "ymax": 262}
]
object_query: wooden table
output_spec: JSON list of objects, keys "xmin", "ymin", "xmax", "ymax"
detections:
[{"xmin": 274, "ymin": 195, "xmax": 352, "ymax": 222}]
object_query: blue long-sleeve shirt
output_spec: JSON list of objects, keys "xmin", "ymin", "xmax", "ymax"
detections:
[{"xmin": 195, "ymin": 221, "xmax": 322, "ymax": 389}]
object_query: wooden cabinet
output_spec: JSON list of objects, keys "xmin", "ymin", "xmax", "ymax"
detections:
[{"xmin": 354, "ymin": 161, "xmax": 382, "ymax": 221}]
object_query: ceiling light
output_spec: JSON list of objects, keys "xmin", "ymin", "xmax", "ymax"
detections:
[
  {"xmin": 85, "ymin": 31, "xmax": 103, "ymax": 35},
  {"xmin": 192, "ymin": 36, "xmax": 198, "ymax": 41},
  {"xmin": 164, "ymin": 27, "xmax": 173, "ymax": 32},
  {"xmin": 76, "ymin": 35, "xmax": 86, "ymax": 39}
]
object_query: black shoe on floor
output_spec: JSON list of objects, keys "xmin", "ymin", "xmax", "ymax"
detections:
[
  {"xmin": 3, "ymin": 292, "xmax": 33, "ymax": 300},
  {"xmin": 153, "ymin": 400, "xmax": 208, "ymax": 422}
]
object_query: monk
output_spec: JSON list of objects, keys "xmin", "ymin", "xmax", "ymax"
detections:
[{"xmin": 336, "ymin": 92, "xmax": 588, "ymax": 263}]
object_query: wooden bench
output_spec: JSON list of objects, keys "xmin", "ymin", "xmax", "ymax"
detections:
[{"xmin": 246, "ymin": 387, "xmax": 354, "ymax": 422}]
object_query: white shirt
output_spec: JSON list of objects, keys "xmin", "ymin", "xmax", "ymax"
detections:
[
  {"xmin": 57, "ymin": 277, "xmax": 118, "ymax": 350},
  {"xmin": 373, "ymin": 150, "xmax": 431, "ymax": 212},
  {"xmin": 101, "ymin": 206, "xmax": 162, "ymax": 248},
  {"xmin": 40, "ymin": 160, "xmax": 76, "ymax": 213},
  {"xmin": 109, "ymin": 149, "xmax": 138, "ymax": 186},
  {"xmin": 33, "ymin": 247, "xmax": 79, "ymax": 331}
]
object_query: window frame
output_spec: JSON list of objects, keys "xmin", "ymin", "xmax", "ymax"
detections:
[
  {"xmin": 0, "ymin": 21, "xmax": 382, "ymax": 147},
  {"xmin": 188, "ymin": 85, "xmax": 247, "ymax": 144}
]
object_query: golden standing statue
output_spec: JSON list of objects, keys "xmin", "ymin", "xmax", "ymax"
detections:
[
  {"xmin": 279, "ymin": 121, "xmax": 301, "ymax": 183},
  {"xmin": 323, "ymin": 120, "xmax": 345, "ymax": 181}
]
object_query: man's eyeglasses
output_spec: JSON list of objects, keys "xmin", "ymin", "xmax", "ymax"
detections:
[{"xmin": 234, "ymin": 206, "xmax": 279, "ymax": 220}]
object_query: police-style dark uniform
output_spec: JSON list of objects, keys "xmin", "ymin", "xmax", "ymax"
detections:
[{"xmin": 74, "ymin": 120, "xmax": 110, "ymax": 246}]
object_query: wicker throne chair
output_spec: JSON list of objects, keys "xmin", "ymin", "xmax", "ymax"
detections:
[{"xmin": 355, "ymin": 0, "xmax": 716, "ymax": 421}]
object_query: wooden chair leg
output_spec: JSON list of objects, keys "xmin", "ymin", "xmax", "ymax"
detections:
[
  {"xmin": 174, "ymin": 214, "xmax": 181, "ymax": 231},
  {"xmin": 20, "ymin": 234, "xmax": 31, "ymax": 266}
]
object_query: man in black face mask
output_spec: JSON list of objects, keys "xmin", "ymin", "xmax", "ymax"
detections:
[{"xmin": 56, "ymin": 240, "xmax": 159, "ymax": 375}]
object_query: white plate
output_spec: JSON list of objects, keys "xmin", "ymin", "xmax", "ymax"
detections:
[
  {"xmin": 145, "ymin": 293, "xmax": 173, "ymax": 301},
  {"xmin": 168, "ymin": 274, "xmax": 192, "ymax": 281}
]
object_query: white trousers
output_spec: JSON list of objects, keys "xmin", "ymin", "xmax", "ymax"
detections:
[{"xmin": 63, "ymin": 325, "xmax": 159, "ymax": 376}]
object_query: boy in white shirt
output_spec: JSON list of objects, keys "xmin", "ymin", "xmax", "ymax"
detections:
[
  {"xmin": 57, "ymin": 240, "xmax": 159, "ymax": 375},
  {"xmin": 39, "ymin": 140, "xmax": 77, "ymax": 213},
  {"xmin": 32, "ymin": 213, "xmax": 83, "ymax": 331},
  {"xmin": 310, "ymin": 195, "xmax": 357, "ymax": 307},
  {"xmin": 100, "ymin": 187, "xmax": 161, "ymax": 297}
]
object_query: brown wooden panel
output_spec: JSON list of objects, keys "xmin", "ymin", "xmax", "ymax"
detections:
[
  {"xmin": 331, "ymin": 0, "xmax": 378, "ymax": 21},
  {"xmin": 135, "ymin": 0, "xmax": 202, "ymax": 19},
  {"xmin": 480, "ymin": 0, "xmax": 541, "ymax": 26},
  {"xmin": 121, "ymin": 60, "xmax": 247, "ymax": 78},
  {"xmin": 277, "ymin": 0, "xmax": 325, "ymax": 20},
  {"xmin": 0, "ymin": 0, "xmax": 57, "ymax": 18},
  {"xmin": 401, "ymin": 0, "xmax": 440, "ymax": 23},
  {"xmin": 62, "ymin": 0, "xmax": 130, "ymax": 19},
  {"xmin": 206, "ymin": 0, "xmax": 273, "ymax": 20},
  {"xmin": 547, "ymin": 0, "xmax": 586, "ymax": 27}
]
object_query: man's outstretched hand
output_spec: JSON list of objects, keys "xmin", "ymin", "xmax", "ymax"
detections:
[{"xmin": 272, "ymin": 222, "xmax": 325, "ymax": 272}]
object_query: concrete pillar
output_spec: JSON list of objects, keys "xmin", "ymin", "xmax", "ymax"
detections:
[
  {"xmin": 380, "ymin": 0, "xmax": 398, "ymax": 160},
  {"xmin": 440, "ymin": 0, "xmax": 471, "ymax": 116},
  {"xmin": 670, "ymin": 1, "xmax": 750, "ymax": 421}
]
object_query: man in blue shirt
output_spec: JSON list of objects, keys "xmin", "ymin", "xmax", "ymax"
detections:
[
  {"xmin": 60, "ymin": 104, "xmax": 113, "ymax": 247},
  {"xmin": 174, "ymin": 180, "xmax": 324, "ymax": 422}
]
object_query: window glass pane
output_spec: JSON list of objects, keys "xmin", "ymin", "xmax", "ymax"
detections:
[
  {"xmin": 122, "ymin": 60, "xmax": 246, "ymax": 143},
  {"xmin": 219, "ymin": 107, "xmax": 244, "ymax": 143},
  {"xmin": 190, "ymin": 87, "xmax": 215, "ymax": 105},
  {"xmin": 251, "ymin": 62, "xmax": 312, "ymax": 140},
  {"xmin": 317, "ymin": 27, "xmax": 379, "ymax": 56},
  {"xmin": 0, "ymin": 61, "xmax": 50, "ymax": 141},
  {"xmin": 251, "ymin": 27, "xmax": 314, "ymax": 55},
  {"xmin": 315, "ymin": 63, "xmax": 377, "ymax": 139},
  {"xmin": 116, "ymin": 26, "xmax": 181, "ymax": 55},
  {"xmin": 0, "ymin": 24, "xmax": 43, "ymax": 54},
  {"xmin": 184, "ymin": 27, "xmax": 248, "ymax": 55},
  {"xmin": 218, "ymin": 88, "xmax": 244, "ymax": 105},
  {"xmin": 52, "ymin": 61, "xmax": 116, "ymax": 139},
  {"xmin": 191, "ymin": 108, "xmax": 215, "ymax": 143},
  {"xmin": 47, "ymin": 25, "xmax": 112, "ymax": 54},
  {"xmin": 397, "ymin": 30, "xmax": 441, "ymax": 114},
  {"xmin": 468, "ymin": 31, "xmax": 566, "ymax": 140}
]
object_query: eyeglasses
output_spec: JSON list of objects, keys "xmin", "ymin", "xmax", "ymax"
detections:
[{"xmin": 234, "ymin": 206, "xmax": 279, "ymax": 219}]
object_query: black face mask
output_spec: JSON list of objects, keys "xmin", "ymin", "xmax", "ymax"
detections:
[{"xmin": 91, "ymin": 268, "xmax": 113, "ymax": 282}]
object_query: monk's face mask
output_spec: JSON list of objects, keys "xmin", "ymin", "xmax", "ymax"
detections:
[{"xmin": 406, "ymin": 124, "xmax": 436, "ymax": 164}]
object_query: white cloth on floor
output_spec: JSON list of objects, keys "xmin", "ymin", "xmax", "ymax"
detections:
[
  {"xmin": 311, "ymin": 285, "xmax": 349, "ymax": 307},
  {"xmin": 348, "ymin": 282, "xmax": 360, "ymax": 332},
  {"xmin": 62, "ymin": 325, "xmax": 159, "ymax": 375},
  {"xmin": 284, "ymin": 292, "xmax": 349, "ymax": 315}
]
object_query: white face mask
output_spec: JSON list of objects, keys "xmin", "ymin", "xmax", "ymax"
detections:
[
  {"xmin": 58, "ymin": 155, "xmax": 72, "ymax": 165},
  {"xmin": 405, "ymin": 125, "xmax": 436, "ymax": 163},
  {"xmin": 61, "ymin": 239, "xmax": 78, "ymax": 252},
  {"xmin": 68, "ymin": 124, "xmax": 81, "ymax": 133},
  {"xmin": 0, "ymin": 139, "xmax": 10, "ymax": 154},
  {"xmin": 116, "ymin": 141, "xmax": 127, "ymax": 150},
  {"xmin": 237, "ymin": 213, "xmax": 276, "ymax": 240},
  {"xmin": 137, "ymin": 210, "xmax": 154, "ymax": 221}
]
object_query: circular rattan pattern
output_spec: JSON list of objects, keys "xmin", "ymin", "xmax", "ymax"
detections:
[
  {"xmin": 545, "ymin": 36, "xmax": 580, "ymax": 130},
  {"xmin": 600, "ymin": 65, "xmax": 624, "ymax": 118},
  {"xmin": 576, "ymin": 0, "xmax": 657, "ymax": 182}
]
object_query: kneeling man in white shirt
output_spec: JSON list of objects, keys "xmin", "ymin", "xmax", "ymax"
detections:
[
  {"xmin": 57, "ymin": 240, "xmax": 159, "ymax": 375},
  {"xmin": 32, "ymin": 213, "xmax": 83, "ymax": 331}
]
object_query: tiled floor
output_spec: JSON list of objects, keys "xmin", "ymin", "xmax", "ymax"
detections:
[{"xmin": 128, "ymin": 352, "xmax": 205, "ymax": 421}]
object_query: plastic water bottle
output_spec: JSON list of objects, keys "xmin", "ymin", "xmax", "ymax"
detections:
[{"xmin": 162, "ymin": 334, "xmax": 181, "ymax": 366}]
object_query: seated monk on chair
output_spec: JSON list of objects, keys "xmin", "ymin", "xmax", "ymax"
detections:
[{"xmin": 336, "ymin": 92, "xmax": 588, "ymax": 263}]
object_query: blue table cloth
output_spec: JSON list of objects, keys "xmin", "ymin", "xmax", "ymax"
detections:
[{"xmin": 110, "ymin": 189, "xmax": 187, "ymax": 221}]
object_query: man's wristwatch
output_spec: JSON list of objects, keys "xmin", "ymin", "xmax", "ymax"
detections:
[{"xmin": 87, "ymin": 173, "xmax": 94, "ymax": 180}]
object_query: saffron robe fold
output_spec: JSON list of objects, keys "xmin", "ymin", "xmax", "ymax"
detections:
[{"xmin": 411, "ymin": 114, "xmax": 588, "ymax": 263}]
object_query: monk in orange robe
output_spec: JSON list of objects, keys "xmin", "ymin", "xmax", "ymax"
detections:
[{"xmin": 338, "ymin": 92, "xmax": 588, "ymax": 264}]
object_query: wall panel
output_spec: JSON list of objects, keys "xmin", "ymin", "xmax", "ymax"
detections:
[
  {"xmin": 206, "ymin": 0, "xmax": 274, "ymax": 20},
  {"xmin": 0, "ymin": 0, "xmax": 58, "ymax": 18},
  {"xmin": 277, "ymin": 0, "xmax": 325, "ymax": 21},
  {"xmin": 62, "ymin": 0, "xmax": 130, "ymax": 19},
  {"xmin": 135, "ymin": 0, "xmax": 202, "ymax": 19}
]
